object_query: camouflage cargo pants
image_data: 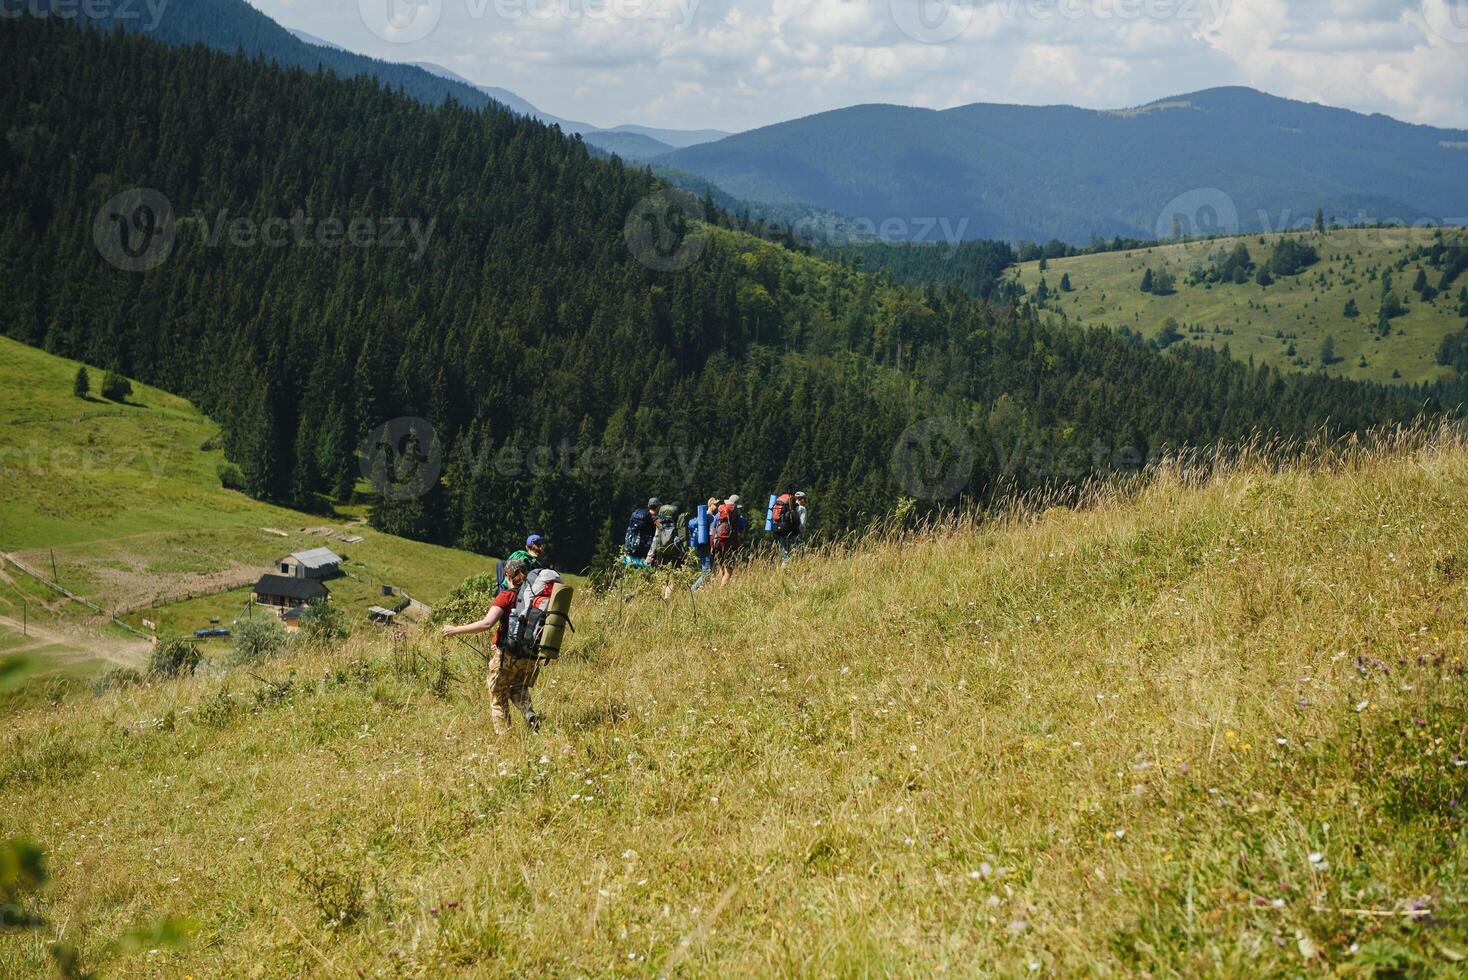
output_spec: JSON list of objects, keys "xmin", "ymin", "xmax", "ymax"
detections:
[{"xmin": 486, "ymin": 647, "xmax": 541, "ymax": 734}]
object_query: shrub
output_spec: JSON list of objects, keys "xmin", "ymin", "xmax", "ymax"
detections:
[
  {"xmin": 216, "ymin": 463, "xmax": 245, "ymax": 490},
  {"xmin": 148, "ymin": 636, "xmax": 202, "ymax": 679},
  {"xmin": 228, "ymin": 618, "xmax": 288, "ymax": 666},
  {"xmin": 299, "ymin": 600, "xmax": 349, "ymax": 646},
  {"xmin": 91, "ymin": 666, "xmax": 143, "ymax": 696},
  {"xmin": 430, "ymin": 572, "xmax": 501, "ymax": 628},
  {"xmin": 99, "ymin": 371, "xmax": 133, "ymax": 402}
]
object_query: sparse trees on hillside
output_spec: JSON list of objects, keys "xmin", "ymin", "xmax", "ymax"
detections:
[{"xmin": 1268, "ymin": 238, "xmax": 1320, "ymax": 277}]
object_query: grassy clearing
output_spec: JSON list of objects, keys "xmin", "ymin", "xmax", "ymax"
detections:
[
  {"xmin": 1009, "ymin": 227, "xmax": 1467, "ymax": 384},
  {"xmin": 0, "ymin": 336, "xmax": 494, "ymax": 678},
  {"xmin": 1, "ymin": 430, "xmax": 1465, "ymax": 976}
]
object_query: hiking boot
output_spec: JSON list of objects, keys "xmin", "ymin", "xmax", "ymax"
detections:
[{"xmin": 525, "ymin": 711, "xmax": 542, "ymax": 734}]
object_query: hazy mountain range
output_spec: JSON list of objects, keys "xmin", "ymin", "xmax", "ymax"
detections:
[{"xmin": 656, "ymin": 89, "xmax": 1468, "ymax": 243}]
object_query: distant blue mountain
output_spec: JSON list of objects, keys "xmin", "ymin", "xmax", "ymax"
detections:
[
  {"xmin": 411, "ymin": 62, "xmax": 725, "ymax": 160},
  {"xmin": 658, "ymin": 88, "xmax": 1468, "ymax": 243}
]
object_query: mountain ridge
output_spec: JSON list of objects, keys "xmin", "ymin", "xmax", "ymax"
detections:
[{"xmin": 658, "ymin": 86, "xmax": 1468, "ymax": 244}]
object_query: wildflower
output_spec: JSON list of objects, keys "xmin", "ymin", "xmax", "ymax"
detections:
[
  {"xmin": 1276, "ymin": 737, "xmax": 1287, "ymax": 746},
  {"xmin": 1008, "ymin": 919, "xmax": 1029, "ymax": 934},
  {"xmin": 1224, "ymin": 730, "xmax": 1237, "ymax": 740},
  {"xmin": 1355, "ymin": 700, "xmax": 1370, "ymax": 712},
  {"xmin": 1113, "ymin": 829, "xmax": 1126, "ymax": 840},
  {"xmin": 1308, "ymin": 851, "xmax": 1328, "ymax": 871}
]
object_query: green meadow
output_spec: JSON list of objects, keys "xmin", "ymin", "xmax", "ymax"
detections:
[{"xmin": 1010, "ymin": 227, "xmax": 1468, "ymax": 385}]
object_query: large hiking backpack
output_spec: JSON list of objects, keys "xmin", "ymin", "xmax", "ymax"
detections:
[
  {"xmin": 650, "ymin": 505, "xmax": 686, "ymax": 565},
  {"xmin": 711, "ymin": 502, "xmax": 739, "ymax": 552},
  {"xmin": 771, "ymin": 493, "xmax": 801, "ymax": 537},
  {"xmin": 503, "ymin": 570, "xmax": 562, "ymax": 658},
  {"xmin": 624, "ymin": 507, "xmax": 655, "ymax": 557}
]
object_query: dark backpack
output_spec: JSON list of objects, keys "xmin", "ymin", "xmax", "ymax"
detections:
[
  {"xmin": 624, "ymin": 507, "xmax": 654, "ymax": 557},
  {"xmin": 771, "ymin": 493, "xmax": 800, "ymax": 537},
  {"xmin": 504, "ymin": 605, "xmax": 547, "ymax": 658}
]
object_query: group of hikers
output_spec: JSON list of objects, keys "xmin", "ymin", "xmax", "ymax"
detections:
[
  {"xmin": 439, "ymin": 492, "xmax": 810, "ymax": 735},
  {"xmin": 620, "ymin": 490, "xmax": 810, "ymax": 590}
]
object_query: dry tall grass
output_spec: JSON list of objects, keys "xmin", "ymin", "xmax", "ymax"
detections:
[{"xmin": 2, "ymin": 427, "xmax": 1465, "ymax": 976}]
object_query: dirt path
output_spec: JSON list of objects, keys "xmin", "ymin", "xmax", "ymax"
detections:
[{"xmin": 0, "ymin": 615, "xmax": 149, "ymax": 668}]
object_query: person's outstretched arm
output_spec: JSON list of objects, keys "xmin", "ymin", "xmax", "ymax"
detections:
[{"xmin": 442, "ymin": 605, "xmax": 504, "ymax": 638}]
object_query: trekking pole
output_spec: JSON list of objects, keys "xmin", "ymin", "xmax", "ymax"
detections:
[{"xmin": 455, "ymin": 635, "xmax": 492, "ymax": 665}]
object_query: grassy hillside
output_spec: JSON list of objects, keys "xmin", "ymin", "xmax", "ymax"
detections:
[
  {"xmin": 0, "ymin": 336, "xmax": 492, "ymax": 680},
  {"xmin": 1010, "ymin": 227, "xmax": 1468, "ymax": 385},
  {"xmin": 2, "ymin": 429, "xmax": 1465, "ymax": 975}
]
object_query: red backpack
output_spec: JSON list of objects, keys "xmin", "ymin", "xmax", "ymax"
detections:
[
  {"xmin": 711, "ymin": 502, "xmax": 739, "ymax": 551},
  {"xmin": 771, "ymin": 493, "xmax": 800, "ymax": 537}
]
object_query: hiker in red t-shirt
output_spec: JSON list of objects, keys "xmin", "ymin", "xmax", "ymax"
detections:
[{"xmin": 442, "ymin": 558, "xmax": 545, "ymax": 734}]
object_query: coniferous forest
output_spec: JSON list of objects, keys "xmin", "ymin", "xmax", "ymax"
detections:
[{"xmin": 0, "ymin": 17, "xmax": 1444, "ymax": 570}]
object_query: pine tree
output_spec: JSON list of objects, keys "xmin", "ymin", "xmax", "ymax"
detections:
[
  {"xmin": 1255, "ymin": 266, "xmax": 1273, "ymax": 287},
  {"xmin": 1320, "ymin": 335, "xmax": 1337, "ymax": 365},
  {"xmin": 1343, "ymin": 298, "xmax": 1359, "ymax": 318},
  {"xmin": 1140, "ymin": 268, "xmax": 1155, "ymax": 293},
  {"xmin": 1059, "ymin": 273, "xmax": 1072, "ymax": 292},
  {"xmin": 73, "ymin": 366, "xmax": 89, "ymax": 399}
]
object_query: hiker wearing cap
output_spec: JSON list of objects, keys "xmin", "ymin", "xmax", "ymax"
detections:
[
  {"xmin": 501, "ymin": 533, "xmax": 548, "ymax": 590},
  {"xmin": 709, "ymin": 495, "xmax": 747, "ymax": 588},
  {"xmin": 442, "ymin": 558, "xmax": 543, "ymax": 734}
]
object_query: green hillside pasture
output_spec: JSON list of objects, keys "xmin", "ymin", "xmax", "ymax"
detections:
[
  {"xmin": 1010, "ymin": 227, "xmax": 1468, "ymax": 384},
  {"xmin": 0, "ymin": 336, "xmax": 494, "ymax": 682}
]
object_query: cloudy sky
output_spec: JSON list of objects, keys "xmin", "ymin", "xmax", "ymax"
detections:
[{"xmin": 251, "ymin": 0, "xmax": 1468, "ymax": 132}]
